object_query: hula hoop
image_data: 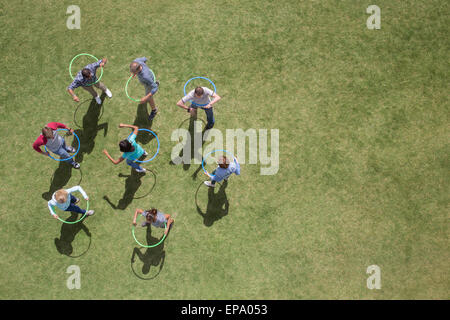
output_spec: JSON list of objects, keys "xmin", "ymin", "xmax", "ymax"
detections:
[
  {"xmin": 128, "ymin": 128, "xmax": 160, "ymax": 163},
  {"xmin": 125, "ymin": 68, "xmax": 156, "ymax": 102},
  {"xmin": 44, "ymin": 129, "xmax": 80, "ymax": 161},
  {"xmin": 183, "ymin": 76, "xmax": 216, "ymax": 107},
  {"xmin": 55, "ymin": 200, "xmax": 89, "ymax": 224},
  {"xmin": 132, "ymin": 216, "xmax": 166, "ymax": 248},
  {"xmin": 69, "ymin": 53, "xmax": 103, "ymax": 86},
  {"xmin": 201, "ymin": 149, "xmax": 235, "ymax": 178}
]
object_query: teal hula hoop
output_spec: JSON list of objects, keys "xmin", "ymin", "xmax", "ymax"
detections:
[{"xmin": 69, "ymin": 53, "xmax": 103, "ymax": 87}]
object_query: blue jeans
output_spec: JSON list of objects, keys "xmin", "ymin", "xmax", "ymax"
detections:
[
  {"xmin": 52, "ymin": 141, "xmax": 76, "ymax": 165},
  {"xmin": 192, "ymin": 105, "xmax": 214, "ymax": 127},
  {"xmin": 65, "ymin": 195, "xmax": 85, "ymax": 214},
  {"xmin": 126, "ymin": 159, "xmax": 143, "ymax": 170}
]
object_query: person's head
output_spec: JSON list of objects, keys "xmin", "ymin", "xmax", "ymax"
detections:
[
  {"xmin": 42, "ymin": 127, "xmax": 54, "ymax": 139},
  {"xmin": 55, "ymin": 189, "xmax": 68, "ymax": 204},
  {"xmin": 119, "ymin": 140, "xmax": 135, "ymax": 153},
  {"xmin": 218, "ymin": 156, "xmax": 230, "ymax": 169},
  {"xmin": 145, "ymin": 208, "xmax": 157, "ymax": 222},
  {"xmin": 81, "ymin": 68, "xmax": 92, "ymax": 79},
  {"xmin": 129, "ymin": 62, "xmax": 142, "ymax": 75},
  {"xmin": 194, "ymin": 87, "xmax": 204, "ymax": 98}
]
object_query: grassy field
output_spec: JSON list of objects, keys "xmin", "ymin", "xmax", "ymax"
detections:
[{"xmin": 0, "ymin": 0, "xmax": 448, "ymax": 299}]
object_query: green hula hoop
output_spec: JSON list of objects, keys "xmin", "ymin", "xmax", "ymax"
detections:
[
  {"xmin": 125, "ymin": 68, "xmax": 156, "ymax": 102},
  {"xmin": 69, "ymin": 53, "xmax": 103, "ymax": 87},
  {"xmin": 132, "ymin": 216, "xmax": 166, "ymax": 248},
  {"xmin": 55, "ymin": 200, "xmax": 89, "ymax": 224}
]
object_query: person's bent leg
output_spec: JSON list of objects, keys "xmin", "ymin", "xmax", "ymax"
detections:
[
  {"xmin": 204, "ymin": 108, "xmax": 215, "ymax": 129},
  {"xmin": 126, "ymin": 159, "xmax": 144, "ymax": 172},
  {"xmin": 65, "ymin": 204, "xmax": 86, "ymax": 214},
  {"xmin": 95, "ymin": 82, "xmax": 112, "ymax": 98},
  {"xmin": 53, "ymin": 146, "xmax": 79, "ymax": 168},
  {"xmin": 82, "ymin": 85, "xmax": 102, "ymax": 104}
]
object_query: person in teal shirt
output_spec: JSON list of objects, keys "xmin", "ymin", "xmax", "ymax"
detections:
[{"xmin": 102, "ymin": 123, "xmax": 148, "ymax": 173}]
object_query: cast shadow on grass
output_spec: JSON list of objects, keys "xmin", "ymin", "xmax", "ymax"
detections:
[
  {"xmin": 73, "ymin": 95, "xmax": 108, "ymax": 164},
  {"xmin": 54, "ymin": 212, "xmax": 92, "ymax": 258},
  {"xmin": 133, "ymin": 103, "xmax": 154, "ymax": 145},
  {"xmin": 169, "ymin": 117, "xmax": 208, "ymax": 171},
  {"xmin": 41, "ymin": 165, "xmax": 82, "ymax": 201},
  {"xmin": 195, "ymin": 180, "xmax": 229, "ymax": 227},
  {"xmin": 130, "ymin": 226, "xmax": 166, "ymax": 280},
  {"xmin": 103, "ymin": 169, "xmax": 147, "ymax": 210}
]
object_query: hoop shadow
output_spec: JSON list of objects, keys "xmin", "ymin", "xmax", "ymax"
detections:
[
  {"xmin": 130, "ymin": 226, "xmax": 166, "ymax": 280},
  {"xmin": 195, "ymin": 180, "xmax": 229, "ymax": 227},
  {"xmin": 74, "ymin": 95, "xmax": 108, "ymax": 163},
  {"xmin": 121, "ymin": 168, "xmax": 157, "ymax": 200},
  {"xmin": 54, "ymin": 212, "xmax": 92, "ymax": 257},
  {"xmin": 103, "ymin": 169, "xmax": 147, "ymax": 210},
  {"xmin": 170, "ymin": 117, "xmax": 208, "ymax": 171},
  {"xmin": 73, "ymin": 99, "xmax": 104, "ymax": 129},
  {"xmin": 42, "ymin": 165, "xmax": 82, "ymax": 201}
]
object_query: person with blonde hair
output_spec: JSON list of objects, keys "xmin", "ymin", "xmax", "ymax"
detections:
[{"xmin": 47, "ymin": 185, "xmax": 94, "ymax": 219}]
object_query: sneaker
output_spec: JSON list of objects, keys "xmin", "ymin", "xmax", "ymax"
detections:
[
  {"xmin": 95, "ymin": 96, "xmax": 102, "ymax": 104},
  {"xmin": 74, "ymin": 197, "xmax": 80, "ymax": 205},
  {"xmin": 204, "ymin": 181, "xmax": 216, "ymax": 188},
  {"xmin": 66, "ymin": 146, "xmax": 76, "ymax": 153},
  {"xmin": 135, "ymin": 167, "xmax": 146, "ymax": 173},
  {"xmin": 86, "ymin": 210, "xmax": 95, "ymax": 216},
  {"xmin": 148, "ymin": 108, "xmax": 158, "ymax": 121},
  {"xmin": 105, "ymin": 89, "xmax": 112, "ymax": 98},
  {"xmin": 72, "ymin": 162, "xmax": 80, "ymax": 169},
  {"xmin": 143, "ymin": 151, "xmax": 148, "ymax": 157}
]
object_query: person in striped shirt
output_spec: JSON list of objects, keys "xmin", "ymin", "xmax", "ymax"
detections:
[
  {"xmin": 32, "ymin": 122, "xmax": 80, "ymax": 169},
  {"xmin": 47, "ymin": 185, "xmax": 94, "ymax": 219}
]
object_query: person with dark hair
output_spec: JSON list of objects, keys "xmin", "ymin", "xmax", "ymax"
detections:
[
  {"xmin": 102, "ymin": 123, "xmax": 148, "ymax": 173},
  {"xmin": 176, "ymin": 86, "xmax": 221, "ymax": 130},
  {"xmin": 67, "ymin": 57, "xmax": 112, "ymax": 105},
  {"xmin": 129, "ymin": 57, "xmax": 160, "ymax": 120},
  {"xmin": 32, "ymin": 122, "xmax": 80, "ymax": 169},
  {"xmin": 204, "ymin": 155, "xmax": 240, "ymax": 188},
  {"xmin": 132, "ymin": 208, "xmax": 174, "ymax": 236}
]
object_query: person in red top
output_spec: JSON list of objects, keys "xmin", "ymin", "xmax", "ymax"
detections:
[{"xmin": 33, "ymin": 122, "xmax": 81, "ymax": 169}]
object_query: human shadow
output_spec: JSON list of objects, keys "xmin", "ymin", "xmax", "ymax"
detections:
[
  {"xmin": 130, "ymin": 226, "xmax": 166, "ymax": 280},
  {"xmin": 195, "ymin": 180, "xmax": 229, "ymax": 227},
  {"xmin": 103, "ymin": 169, "xmax": 146, "ymax": 210},
  {"xmin": 171, "ymin": 117, "xmax": 208, "ymax": 171},
  {"xmin": 119, "ymin": 168, "xmax": 156, "ymax": 200},
  {"xmin": 41, "ymin": 163, "xmax": 82, "ymax": 201},
  {"xmin": 74, "ymin": 95, "xmax": 108, "ymax": 164},
  {"xmin": 54, "ymin": 212, "xmax": 92, "ymax": 257},
  {"xmin": 133, "ymin": 103, "xmax": 154, "ymax": 145}
]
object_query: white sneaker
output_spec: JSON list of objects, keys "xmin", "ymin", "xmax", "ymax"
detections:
[
  {"xmin": 143, "ymin": 151, "xmax": 148, "ymax": 156},
  {"xmin": 95, "ymin": 96, "xmax": 102, "ymax": 104},
  {"xmin": 105, "ymin": 89, "xmax": 112, "ymax": 98},
  {"xmin": 135, "ymin": 168, "xmax": 146, "ymax": 173},
  {"xmin": 86, "ymin": 210, "xmax": 95, "ymax": 216},
  {"xmin": 204, "ymin": 181, "xmax": 216, "ymax": 188}
]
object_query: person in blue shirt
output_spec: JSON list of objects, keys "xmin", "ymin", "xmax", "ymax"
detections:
[
  {"xmin": 102, "ymin": 123, "xmax": 148, "ymax": 173},
  {"xmin": 204, "ymin": 155, "xmax": 241, "ymax": 188},
  {"xmin": 129, "ymin": 57, "xmax": 160, "ymax": 120}
]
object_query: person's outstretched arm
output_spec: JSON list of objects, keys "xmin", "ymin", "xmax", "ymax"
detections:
[
  {"xmin": 118, "ymin": 123, "xmax": 139, "ymax": 136},
  {"xmin": 66, "ymin": 186, "xmax": 89, "ymax": 201},
  {"xmin": 204, "ymin": 93, "xmax": 221, "ymax": 109},
  {"xmin": 103, "ymin": 149, "xmax": 124, "ymax": 165},
  {"xmin": 164, "ymin": 214, "xmax": 174, "ymax": 235},
  {"xmin": 133, "ymin": 209, "xmax": 144, "ymax": 226}
]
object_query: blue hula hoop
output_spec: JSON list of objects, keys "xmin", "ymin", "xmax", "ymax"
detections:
[
  {"xmin": 129, "ymin": 128, "xmax": 160, "ymax": 163},
  {"xmin": 183, "ymin": 76, "xmax": 216, "ymax": 107},
  {"xmin": 44, "ymin": 129, "xmax": 80, "ymax": 162},
  {"xmin": 201, "ymin": 149, "xmax": 235, "ymax": 178}
]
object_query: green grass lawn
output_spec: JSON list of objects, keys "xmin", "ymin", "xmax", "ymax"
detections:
[{"xmin": 0, "ymin": 0, "xmax": 448, "ymax": 299}]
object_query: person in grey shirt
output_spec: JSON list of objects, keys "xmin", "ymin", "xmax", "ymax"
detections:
[
  {"xmin": 129, "ymin": 57, "xmax": 160, "ymax": 120},
  {"xmin": 132, "ymin": 208, "xmax": 174, "ymax": 236},
  {"xmin": 176, "ymin": 86, "xmax": 221, "ymax": 129},
  {"xmin": 67, "ymin": 57, "xmax": 112, "ymax": 105}
]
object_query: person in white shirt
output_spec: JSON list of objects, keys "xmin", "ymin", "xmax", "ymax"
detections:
[
  {"xmin": 176, "ymin": 86, "xmax": 221, "ymax": 129},
  {"xmin": 47, "ymin": 185, "xmax": 94, "ymax": 219}
]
